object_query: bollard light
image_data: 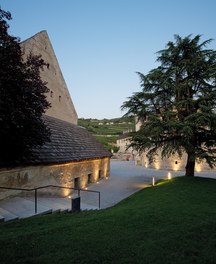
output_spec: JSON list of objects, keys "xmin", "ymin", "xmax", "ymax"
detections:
[{"xmin": 152, "ymin": 177, "xmax": 155, "ymax": 186}]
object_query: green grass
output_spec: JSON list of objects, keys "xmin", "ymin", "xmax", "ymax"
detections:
[{"xmin": 1, "ymin": 176, "xmax": 216, "ymax": 263}]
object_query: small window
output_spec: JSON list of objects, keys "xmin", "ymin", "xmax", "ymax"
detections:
[
  {"xmin": 59, "ymin": 95, "xmax": 61, "ymax": 102},
  {"xmin": 47, "ymin": 63, "xmax": 50, "ymax": 69},
  {"xmin": 175, "ymin": 161, "xmax": 178, "ymax": 165},
  {"xmin": 74, "ymin": 177, "xmax": 80, "ymax": 189},
  {"xmin": 88, "ymin": 174, "xmax": 92, "ymax": 184}
]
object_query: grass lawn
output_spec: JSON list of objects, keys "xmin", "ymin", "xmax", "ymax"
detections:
[{"xmin": 1, "ymin": 176, "xmax": 216, "ymax": 263}]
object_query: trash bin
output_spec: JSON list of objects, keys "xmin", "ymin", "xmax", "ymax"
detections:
[{"xmin": 71, "ymin": 197, "xmax": 81, "ymax": 212}]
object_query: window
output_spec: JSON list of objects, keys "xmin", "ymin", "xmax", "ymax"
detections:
[
  {"xmin": 74, "ymin": 178, "xmax": 80, "ymax": 189},
  {"xmin": 98, "ymin": 170, "xmax": 102, "ymax": 179},
  {"xmin": 88, "ymin": 174, "xmax": 92, "ymax": 184}
]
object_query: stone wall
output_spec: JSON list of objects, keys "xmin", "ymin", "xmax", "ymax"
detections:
[
  {"xmin": 116, "ymin": 137, "xmax": 136, "ymax": 161},
  {"xmin": 21, "ymin": 31, "xmax": 78, "ymax": 124},
  {"xmin": 137, "ymin": 151, "xmax": 213, "ymax": 172},
  {"xmin": 134, "ymin": 118, "xmax": 215, "ymax": 172},
  {"xmin": 0, "ymin": 158, "xmax": 110, "ymax": 200}
]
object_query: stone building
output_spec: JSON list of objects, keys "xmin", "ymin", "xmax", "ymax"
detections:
[
  {"xmin": 21, "ymin": 30, "xmax": 77, "ymax": 124},
  {"xmin": 134, "ymin": 119, "xmax": 215, "ymax": 172},
  {"xmin": 0, "ymin": 31, "xmax": 111, "ymax": 199},
  {"xmin": 116, "ymin": 134, "xmax": 135, "ymax": 161},
  {"xmin": 116, "ymin": 117, "xmax": 215, "ymax": 172}
]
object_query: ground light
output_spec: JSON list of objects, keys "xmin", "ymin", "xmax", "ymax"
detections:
[
  {"xmin": 152, "ymin": 177, "xmax": 155, "ymax": 186},
  {"xmin": 168, "ymin": 172, "xmax": 171, "ymax": 180}
]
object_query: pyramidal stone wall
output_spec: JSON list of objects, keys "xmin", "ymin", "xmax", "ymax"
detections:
[{"xmin": 21, "ymin": 30, "xmax": 78, "ymax": 124}]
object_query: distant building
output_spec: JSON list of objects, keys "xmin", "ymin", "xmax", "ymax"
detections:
[
  {"xmin": 116, "ymin": 134, "xmax": 136, "ymax": 161},
  {"xmin": 0, "ymin": 31, "xmax": 111, "ymax": 200}
]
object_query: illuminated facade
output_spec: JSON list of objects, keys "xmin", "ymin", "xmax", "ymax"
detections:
[
  {"xmin": 0, "ymin": 31, "xmax": 111, "ymax": 200},
  {"xmin": 137, "ymin": 150, "xmax": 210, "ymax": 172},
  {"xmin": 134, "ymin": 119, "xmax": 215, "ymax": 172},
  {"xmin": 116, "ymin": 118, "xmax": 215, "ymax": 171},
  {"xmin": 0, "ymin": 158, "xmax": 110, "ymax": 200}
]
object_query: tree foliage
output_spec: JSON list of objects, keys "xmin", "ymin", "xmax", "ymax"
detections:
[
  {"xmin": 122, "ymin": 35, "xmax": 216, "ymax": 176},
  {"xmin": 0, "ymin": 7, "xmax": 51, "ymax": 166}
]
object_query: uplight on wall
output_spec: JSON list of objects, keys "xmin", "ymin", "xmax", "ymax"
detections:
[{"xmin": 168, "ymin": 172, "xmax": 171, "ymax": 180}]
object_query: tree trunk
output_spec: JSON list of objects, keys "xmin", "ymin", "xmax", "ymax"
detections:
[{"xmin": 185, "ymin": 153, "xmax": 195, "ymax": 177}]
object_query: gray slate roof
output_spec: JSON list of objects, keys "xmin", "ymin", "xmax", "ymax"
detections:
[{"xmin": 28, "ymin": 116, "xmax": 112, "ymax": 165}]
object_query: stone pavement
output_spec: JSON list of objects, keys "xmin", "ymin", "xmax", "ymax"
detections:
[
  {"xmin": 81, "ymin": 160, "xmax": 216, "ymax": 209},
  {"xmin": 0, "ymin": 160, "xmax": 215, "ymax": 221}
]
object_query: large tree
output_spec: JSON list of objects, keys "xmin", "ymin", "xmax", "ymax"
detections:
[
  {"xmin": 0, "ymin": 7, "xmax": 50, "ymax": 166},
  {"xmin": 122, "ymin": 35, "xmax": 216, "ymax": 176}
]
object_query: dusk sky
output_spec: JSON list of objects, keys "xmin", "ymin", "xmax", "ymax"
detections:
[{"xmin": 1, "ymin": 0, "xmax": 216, "ymax": 119}]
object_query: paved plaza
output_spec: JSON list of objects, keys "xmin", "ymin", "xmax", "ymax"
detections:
[
  {"xmin": 0, "ymin": 160, "xmax": 215, "ymax": 221},
  {"xmin": 80, "ymin": 160, "xmax": 216, "ymax": 209}
]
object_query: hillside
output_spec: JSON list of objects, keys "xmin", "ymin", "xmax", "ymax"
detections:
[{"xmin": 78, "ymin": 117, "xmax": 135, "ymax": 152}]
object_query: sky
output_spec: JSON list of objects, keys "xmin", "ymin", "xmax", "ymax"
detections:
[{"xmin": 1, "ymin": 0, "xmax": 216, "ymax": 119}]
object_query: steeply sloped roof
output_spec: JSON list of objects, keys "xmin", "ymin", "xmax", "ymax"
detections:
[{"xmin": 26, "ymin": 116, "xmax": 112, "ymax": 165}]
